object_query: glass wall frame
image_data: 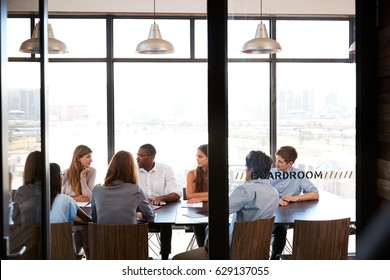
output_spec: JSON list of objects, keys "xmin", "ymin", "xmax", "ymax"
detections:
[{"xmin": 4, "ymin": 10, "xmax": 356, "ymax": 259}]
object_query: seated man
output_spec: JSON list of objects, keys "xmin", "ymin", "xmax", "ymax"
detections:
[
  {"xmin": 173, "ymin": 150, "xmax": 279, "ymax": 259},
  {"xmin": 269, "ymin": 145, "xmax": 319, "ymax": 260},
  {"xmin": 136, "ymin": 143, "xmax": 182, "ymax": 260}
]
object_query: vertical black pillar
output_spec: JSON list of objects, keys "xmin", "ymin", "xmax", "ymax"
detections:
[
  {"xmin": 207, "ymin": 0, "xmax": 229, "ymax": 259},
  {"xmin": 355, "ymin": 0, "xmax": 379, "ymax": 257},
  {"xmin": 39, "ymin": 0, "xmax": 50, "ymax": 259},
  {"xmin": 106, "ymin": 17, "xmax": 115, "ymax": 162}
]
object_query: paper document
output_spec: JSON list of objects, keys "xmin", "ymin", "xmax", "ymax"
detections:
[
  {"xmin": 182, "ymin": 212, "xmax": 207, "ymax": 219},
  {"xmin": 76, "ymin": 201, "xmax": 90, "ymax": 207},
  {"xmin": 181, "ymin": 201, "xmax": 203, "ymax": 208}
]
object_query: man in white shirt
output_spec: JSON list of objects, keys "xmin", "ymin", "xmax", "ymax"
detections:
[{"xmin": 137, "ymin": 143, "xmax": 182, "ymax": 260}]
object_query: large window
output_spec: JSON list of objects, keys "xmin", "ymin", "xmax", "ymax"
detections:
[
  {"xmin": 277, "ymin": 63, "xmax": 355, "ymax": 198},
  {"xmin": 7, "ymin": 15, "xmax": 355, "ymax": 199},
  {"xmin": 114, "ymin": 62, "xmax": 208, "ymax": 185}
]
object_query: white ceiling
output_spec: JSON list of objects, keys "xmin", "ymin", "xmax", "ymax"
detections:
[{"xmin": 8, "ymin": 0, "xmax": 355, "ymax": 16}]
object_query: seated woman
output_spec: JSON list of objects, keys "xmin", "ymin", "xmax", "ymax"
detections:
[
  {"xmin": 173, "ymin": 150, "xmax": 279, "ymax": 260},
  {"xmin": 185, "ymin": 144, "xmax": 208, "ymax": 247},
  {"xmin": 12, "ymin": 151, "xmax": 43, "ymax": 227},
  {"xmin": 50, "ymin": 162, "xmax": 91, "ymax": 225},
  {"xmin": 91, "ymin": 150, "xmax": 154, "ymax": 224},
  {"xmin": 61, "ymin": 145, "xmax": 96, "ymax": 257}
]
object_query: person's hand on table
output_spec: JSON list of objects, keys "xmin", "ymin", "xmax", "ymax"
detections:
[
  {"xmin": 187, "ymin": 198, "xmax": 203, "ymax": 204},
  {"xmin": 148, "ymin": 197, "xmax": 165, "ymax": 206},
  {"xmin": 280, "ymin": 195, "xmax": 300, "ymax": 206}
]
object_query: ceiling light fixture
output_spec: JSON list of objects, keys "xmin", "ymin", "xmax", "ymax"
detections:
[
  {"xmin": 136, "ymin": 0, "xmax": 174, "ymax": 54},
  {"xmin": 349, "ymin": 41, "xmax": 356, "ymax": 54},
  {"xmin": 242, "ymin": 0, "xmax": 282, "ymax": 54},
  {"xmin": 19, "ymin": 22, "xmax": 68, "ymax": 54}
]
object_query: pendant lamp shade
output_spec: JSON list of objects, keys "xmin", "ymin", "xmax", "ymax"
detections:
[
  {"xmin": 19, "ymin": 22, "xmax": 68, "ymax": 54},
  {"xmin": 242, "ymin": 22, "xmax": 282, "ymax": 54},
  {"xmin": 136, "ymin": 0, "xmax": 174, "ymax": 54},
  {"xmin": 349, "ymin": 41, "xmax": 356, "ymax": 54},
  {"xmin": 242, "ymin": 0, "xmax": 281, "ymax": 54},
  {"xmin": 136, "ymin": 23, "xmax": 174, "ymax": 54}
]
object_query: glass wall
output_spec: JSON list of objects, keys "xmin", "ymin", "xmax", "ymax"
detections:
[
  {"xmin": 275, "ymin": 20, "xmax": 355, "ymax": 199},
  {"xmin": 6, "ymin": 15, "xmax": 355, "ymax": 220}
]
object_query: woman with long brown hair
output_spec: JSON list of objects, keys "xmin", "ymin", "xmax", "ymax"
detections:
[
  {"xmin": 185, "ymin": 144, "xmax": 208, "ymax": 247},
  {"xmin": 61, "ymin": 144, "xmax": 96, "ymax": 202},
  {"xmin": 91, "ymin": 150, "xmax": 154, "ymax": 224},
  {"xmin": 61, "ymin": 144, "xmax": 96, "ymax": 259}
]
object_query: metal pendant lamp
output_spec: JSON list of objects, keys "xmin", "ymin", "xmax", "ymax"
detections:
[
  {"xmin": 349, "ymin": 41, "xmax": 356, "ymax": 54},
  {"xmin": 19, "ymin": 22, "xmax": 68, "ymax": 54},
  {"xmin": 242, "ymin": 0, "xmax": 281, "ymax": 54},
  {"xmin": 136, "ymin": 0, "xmax": 174, "ymax": 54}
]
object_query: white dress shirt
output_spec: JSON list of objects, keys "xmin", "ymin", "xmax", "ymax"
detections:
[{"xmin": 138, "ymin": 162, "xmax": 182, "ymax": 198}]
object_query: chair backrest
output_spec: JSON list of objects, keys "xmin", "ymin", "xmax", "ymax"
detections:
[
  {"xmin": 9, "ymin": 224, "xmax": 41, "ymax": 259},
  {"xmin": 291, "ymin": 218, "xmax": 351, "ymax": 260},
  {"xmin": 88, "ymin": 222, "xmax": 148, "ymax": 260},
  {"xmin": 51, "ymin": 222, "xmax": 74, "ymax": 260},
  {"xmin": 230, "ymin": 216, "xmax": 275, "ymax": 260}
]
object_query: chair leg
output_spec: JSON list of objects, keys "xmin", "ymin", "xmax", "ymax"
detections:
[
  {"xmin": 186, "ymin": 234, "xmax": 197, "ymax": 251},
  {"xmin": 148, "ymin": 232, "xmax": 161, "ymax": 258},
  {"xmin": 283, "ymin": 237, "xmax": 293, "ymax": 254}
]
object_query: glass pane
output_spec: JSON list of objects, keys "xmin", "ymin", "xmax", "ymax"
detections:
[
  {"xmin": 194, "ymin": 19, "xmax": 207, "ymax": 58},
  {"xmin": 7, "ymin": 18, "xmax": 32, "ymax": 58},
  {"xmin": 48, "ymin": 18, "xmax": 107, "ymax": 58},
  {"xmin": 114, "ymin": 62, "xmax": 208, "ymax": 186},
  {"xmin": 277, "ymin": 20, "xmax": 350, "ymax": 59},
  {"xmin": 229, "ymin": 19, "xmax": 273, "ymax": 59},
  {"xmin": 114, "ymin": 19, "xmax": 190, "ymax": 58},
  {"xmin": 8, "ymin": 62, "xmax": 41, "ymax": 192},
  {"xmin": 277, "ymin": 63, "xmax": 356, "ymax": 198},
  {"xmin": 7, "ymin": 62, "xmax": 43, "ymax": 259},
  {"xmin": 47, "ymin": 63, "xmax": 108, "ymax": 184},
  {"xmin": 228, "ymin": 63, "xmax": 270, "ymax": 191}
]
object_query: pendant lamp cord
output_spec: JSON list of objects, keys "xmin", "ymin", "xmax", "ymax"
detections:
[
  {"xmin": 153, "ymin": 0, "xmax": 156, "ymax": 24},
  {"xmin": 260, "ymin": 0, "xmax": 263, "ymax": 23}
]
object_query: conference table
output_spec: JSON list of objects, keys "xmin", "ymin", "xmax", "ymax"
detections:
[
  {"xmin": 81, "ymin": 196, "xmax": 356, "ymax": 226},
  {"xmin": 274, "ymin": 198, "xmax": 356, "ymax": 225},
  {"xmin": 153, "ymin": 197, "xmax": 356, "ymax": 226}
]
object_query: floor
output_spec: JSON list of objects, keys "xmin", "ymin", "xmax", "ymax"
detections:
[
  {"xmin": 148, "ymin": 226, "xmax": 357, "ymax": 260},
  {"xmin": 148, "ymin": 226, "xmax": 198, "ymax": 260}
]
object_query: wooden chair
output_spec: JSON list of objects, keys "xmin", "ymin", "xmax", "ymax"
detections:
[
  {"xmin": 230, "ymin": 217, "xmax": 275, "ymax": 260},
  {"xmin": 51, "ymin": 222, "xmax": 75, "ymax": 260},
  {"xmin": 279, "ymin": 218, "xmax": 351, "ymax": 260},
  {"xmin": 9, "ymin": 225, "xmax": 41, "ymax": 259},
  {"xmin": 88, "ymin": 223, "xmax": 149, "ymax": 260}
]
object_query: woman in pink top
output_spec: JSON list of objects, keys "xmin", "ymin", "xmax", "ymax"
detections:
[{"xmin": 61, "ymin": 144, "xmax": 96, "ymax": 259}]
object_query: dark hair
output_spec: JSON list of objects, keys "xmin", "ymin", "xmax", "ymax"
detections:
[
  {"xmin": 194, "ymin": 144, "xmax": 208, "ymax": 193},
  {"xmin": 140, "ymin": 143, "xmax": 157, "ymax": 156},
  {"xmin": 246, "ymin": 150, "xmax": 273, "ymax": 179},
  {"xmin": 50, "ymin": 163, "xmax": 62, "ymax": 208},
  {"xmin": 23, "ymin": 151, "xmax": 42, "ymax": 185},
  {"xmin": 275, "ymin": 146, "xmax": 298, "ymax": 163}
]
